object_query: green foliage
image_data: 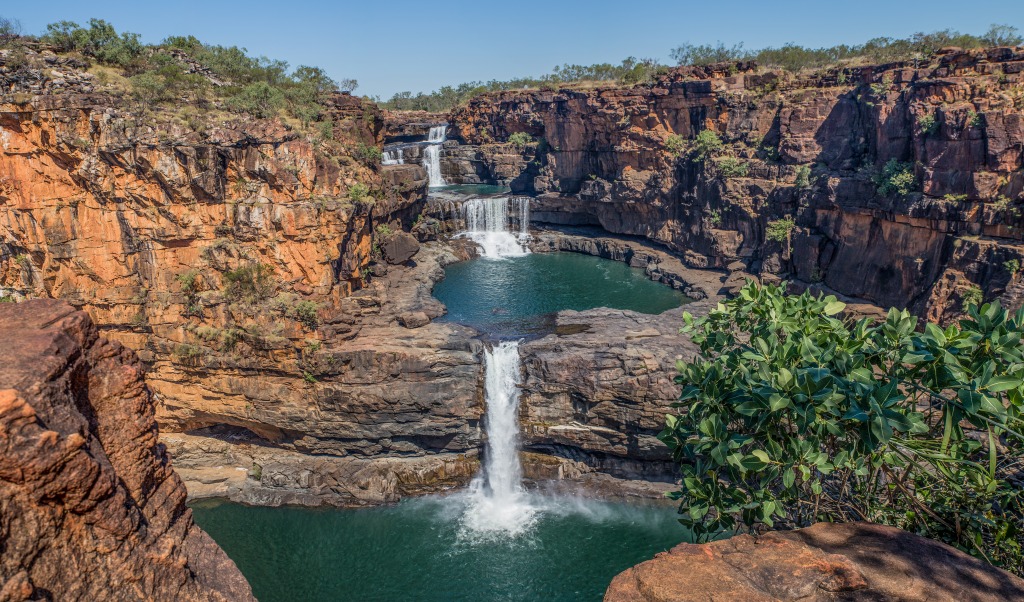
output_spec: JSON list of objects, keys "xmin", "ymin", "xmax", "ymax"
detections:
[
  {"xmin": 347, "ymin": 182, "xmax": 370, "ymax": 203},
  {"xmin": 222, "ymin": 263, "xmax": 275, "ymax": 304},
  {"xmin": 353, "ymin": 143, "xmax": 382, "ymax": 165},
  {"xmin": 669, "ymin": 25, "xmax": 1023, "ymax": 71},
  {"xmin": 176, "ymin": 269, "xmax": 202, "ymax": 317},
  {"xmin": 706, "ymin": 209, "xmax": 722, "ymax": 227},
  {"xmin": 42, "ymin": 19, "xmax": 143, "ymax": 67},
  {"xmin": 1006, "ymin": 259, "xmax": 1021, "ymax": 276},
  {"xmin": 968, "ymin": 111, "xmax": 984, "ymax": 128},
  {"xmin": 691, "ymin": 130, "xmax": 723, "ymax": 161},
  {"xmin": 172, "ymin": 343, "xmax": 204, "ymax": 365},
  {"xmin": 917, "ymin": 112, "xmax": 940, "ymax": 136},
  {"xmin": 943, "ymin": 193, "xmax": 970, "ymax": 202},
  {"xmin": 665, "ymin": 134, "xmax": 686, "ymax": 156},
  {"xmin": 874, "ymin": 159, "xmax": 918, "ymax": 197},
  {"xmin": 765, "ymin": 218, "xmax": 795, "ymax": 242},
  {"xmin": 227, "ymin": 82, "xmax": 285, "ymax": 119},
  {"xmin": 291, "ymin": 300, "xmax": 320, "ymax": 330},
  {"xmin": 962, "ymin": 286, "xmax": 984, "ymax": 311},
  {"xmin": 794, "ymin": 165, "xmax": 811, "ymax": 189},
  {"xmin": 507, "ymin": 132, "xmax": 534, "ymax": 148},
  {"xmin": 717, "ymin": 157, "xmax": 749, "ymax": 178},
  {"xmin": 661, "ymin": 281, "xmax": 1024, "ymax": 572},
  {"xmin": 375, "ymin": 223, "xmax": 393, "ymax": 237}
]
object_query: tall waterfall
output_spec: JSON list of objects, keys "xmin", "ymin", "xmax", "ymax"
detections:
[
  {"xmin": 462, "ymin": 341, "xmax": 536, "ymax": 537},
  {"xmin": 382, "ymin": 148, "xmax": 404, "ymax": 165},
  {"xmin": 460, "ymin": 197, "xmax": 531, "ymax": 258},
  {"xmin": 423, "ymin": 125, "xmax": 447, "ymax": 187}
]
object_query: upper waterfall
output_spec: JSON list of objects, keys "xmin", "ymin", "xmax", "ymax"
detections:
[
  {"xmin": 423, "ymin": 125, "xmax": 447, "ymax": 187},
  {"xmin": 460, "ymin": 196, "xmax": 531, "ymax": 258},
  {"xmin": 382, "ymin": 148, "xmax": 404, "ymax": 165}
]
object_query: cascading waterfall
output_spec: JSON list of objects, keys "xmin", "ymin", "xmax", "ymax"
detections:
[
  {"xmin": 461, "ymin": 341, "xmax": 536, "ymax": 537},
  {"xmin": 423, "ymin": 125, "xmax": 447, "ymax": 187},
  {"xmin": 382, "ymin": 148, "xmax": 404, "ymax": 165},
  {"xmin": 460, "ymin": 196, "xmax": 531, "ymax": 258}
]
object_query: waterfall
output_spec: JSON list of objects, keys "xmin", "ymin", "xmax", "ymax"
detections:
[
  {"xmin": 382, "ymin": 148, "xmax": 404, "ymax": 165},
  {"xmin": 423, "ymin": 125, "xmax": 447, "ymax": 187},
  {"xmin": 462, "ymin": 341, "xmax": 536, "ymax": 537},
  {"xmin": 460, "ymin": 196, "xmax": 531, "ymax": 258}
]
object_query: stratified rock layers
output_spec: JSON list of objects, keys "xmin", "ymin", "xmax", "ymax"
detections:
[
  {"xmin": 604, "ymin": 522, "xmax": 1024, "ymax": 602},
  {"xmin": 0, "ymin": 299, "xmax": 254, "ymax": 602}
]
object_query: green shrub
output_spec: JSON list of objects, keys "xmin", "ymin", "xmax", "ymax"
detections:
[
  {"xmin": 717, "ymin": 157, "xmax": 749, "ymax": 178},
  {"xmin": 943, "ymin": 193, "xmax": 970, "ymax": 202},
  {"xmin": 176, "ymin": 269, "xmax": 202, "ymax": 317},
  {"xmin": 347, "ymin": 182, "xmax": 370, "ymax": 203},
  {"xmin": 794, "ymin": 165, "xmax": 811, "ymax": 189},
  {"xmin": 665, "ymin": 134, "xmax": 686, "ymax": 156},
  {"xmin": 291, "ymin": 300, "xmax": 320, "ymax": 330},
  {"xmin": 969, "ymin": 111, "xmax": 984, "ymax": 128},
  {"xmin": 765, "ymin": 218, "xmax": 795, "ymax": 242},
  {"xmin": 874, "ymin": 159, "xmax": 917, "ymax": 197},
  {"xmin": 42, "ymin": 19, "xmax": 142, "ymax": 67},
  {"xmin": 917, "ymin": 112, "xmax": 940, "ymax": 136},
  {"xmin": 222, "ymin": 263, "xmax": 275, "ymax": 304},
  {"xmin": 375, "ymin": 224, "xmax": 393, "ymax": 237},
  {"xmin": 1006, "ymin": 259, "xmax": 1021, "ymax": 276},
  {"xmin": 507, "ymin": 132, "xmax": 534, "ymax": 148},
  {"xmin": 354, "ymin": 143, "xmax": 382, "ymax": 165},
  {"xmin": 661, "ymin": 281, "xmax": 1024, "ymax": 573},
  {"xmin": 692, "ymin": 130, "xmax": 723, "ymax": 161},
  {"xmin": 962, "ymin": 285, "xmax": 984, "ymax": 311},
  {"xmin": 227, "ymin": 82, "xmax": 285, "ymax": 119}
]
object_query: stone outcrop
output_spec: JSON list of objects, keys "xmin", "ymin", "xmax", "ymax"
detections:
[
  {"xmin": 0, "ymin": 299, "xmax": 254, "ymax": 601},
  {"xmin": 604, "ymin": 522, "xmax": 1024, "ymax": 602},
  {"xmin": 445, "ymin": 48, "xmax": 1024, "ymax": 321}
]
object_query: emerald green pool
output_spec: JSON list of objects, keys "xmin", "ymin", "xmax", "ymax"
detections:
[
  {"xmin": 191, "ymin": 496, "xmax": 688, "ymax": 602},
  {"xmin": 433, "ymin": 252, "xmax": 690, "ymax": 336}
]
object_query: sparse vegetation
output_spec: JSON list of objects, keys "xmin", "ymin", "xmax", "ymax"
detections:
[
  {"xmin": 766, "ymin": 218, "xmax": 796, "ymax": 243},
  {"xmin": 222, "ymin": 263, "xmax": 275, "ymax": 304},
  {"xmin": 794, "ymin": 165, "xmax": 811, "ymax": 189},
  {"xmin": 291, "ymin": 300, "xmax": 320, "ymax": 330},
  {"xmin": 1005, "ymin": 259, "xmax": 1020, "ymax": 276},
  {"xmin": 717, "ymin": 157, "xmax": 749, "ymax": 178},
  {"xmin": 917, "ymin": 112, "xmax": 940, "ymax": 136},
  {"xmin": 347, "ymin": 182, "xmax": 371, "ymax": 203},
  {"xmin": 665, "ymin": 134, "xmax": 686, "ymax": 156},
  {"xmin": 507, "ymin": 132, "xmax": 534, "ymax": 148},
  {"xmin": 943, "ymin": 193, "xmax": 970, "ymax": 203},
  {"xmin": 691, "ymin": 130, "xmax": 723, "ymax": 161},
  {"xmin": 874, "ymin": 159, "xmax": 918, "ymax": 197},
  {"xmin": 962, "ymin": 286, "xmax": 984, "ymax": 311}
]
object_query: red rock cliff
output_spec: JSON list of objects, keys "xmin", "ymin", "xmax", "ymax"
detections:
[{"xmin": 0, "ymin": 299, "xmax": 254, "ymax": 601}]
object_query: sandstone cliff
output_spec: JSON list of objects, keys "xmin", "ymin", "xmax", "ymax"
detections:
[
  {"xmin": 444, "ymin": 47, "xmax": 1024, "ymax": 321},
  {"xmin": 0, "ymin": 299, "xmax": 254, "ymax": 601}
]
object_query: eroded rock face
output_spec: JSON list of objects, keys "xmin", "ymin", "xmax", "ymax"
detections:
[
  {"xmin": 0, "ymin": 299, "xmax": 254, "ymax": 602},
  {"xmin": 444, "ymin": 48, "xmax": 1024, "ymax": 321},
  {"xmin": 604, "ymin": 522, "xmax": 1024, "ymax": 602}
]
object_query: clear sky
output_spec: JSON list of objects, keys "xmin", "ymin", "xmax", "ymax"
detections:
[{"xmin": 7, "ymin": 0, "xmax": 1024, "ymax": 99}]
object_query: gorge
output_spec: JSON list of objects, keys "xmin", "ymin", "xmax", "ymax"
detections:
[{"xmin": 2, "ymin": 19, "xmax": 1024, "ymax": 602}]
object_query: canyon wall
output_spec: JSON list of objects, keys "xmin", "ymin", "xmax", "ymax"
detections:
[
  {"xmin": 0, "ymin": 299, "xmax": 254, "ymax": 601},
  {"xmin": 443, "ymin": 47, "xmax": 1024, "ymax": 321}
]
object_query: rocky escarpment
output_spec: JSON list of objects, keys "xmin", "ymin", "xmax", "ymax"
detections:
[
  {"xmin": 604, "ymin": 522, "xmax": 1024, "ymax": 601},
  {"xmin": 445, "ymin": 47, "xmax": 1024, "ymax": 322},
  {"xmin": 0, "ymin": 300, "xmax": 253, "ymax": 601}
]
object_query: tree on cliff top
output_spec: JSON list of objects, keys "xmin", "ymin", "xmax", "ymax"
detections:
[{"xmin": 660, "ymin": 281, "xmax": 1024, "ymax": 574}]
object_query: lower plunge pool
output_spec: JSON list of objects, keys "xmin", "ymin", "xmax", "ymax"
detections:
[{"xmin": 191, "ymin": 495, "xmax": 688, "ymax": 602}]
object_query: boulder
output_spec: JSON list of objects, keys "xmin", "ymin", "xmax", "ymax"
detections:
[
  {"xmin": 604, "ymin": 522, "xmax": 1024, "ymax": 602},
  {"xmin": 381, "ymin": 231, "xmax": 421, "ymax": 264}
]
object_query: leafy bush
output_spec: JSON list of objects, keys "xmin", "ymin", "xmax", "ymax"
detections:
[
  {"xmin": 918, "ymin": 112, "xmax": 940, "ymax": 136},
  {"xmin": 353, "ymin": 143, "xmax": 382, "ymax": 165},
  {"xmin": 1006, "ymin": 259, "xmax": 1021, "ymax": 276},
  {"xmin": 507, "ymin": 132, "xmax": 534, "ymax": 148},
  {"xmin": 291, "ymin": 300, "xmax": 320, "ymax": 330},
  {"xmin": 347, "ymin": 182, "xmax": 370, "ymax": 203},
  {"xmin": 717, "ymin": 157, "xmax": 749, "ymax": 178},
  {"xmin": 42, "ymin": 19, "xmax": 143, "ymax": 67},
  {"xmin": 691, "ymin": 130, "xmax": 723, "ymax": 161},
  {"xmin": 661, "ymin": 282, "xmax": 1024, "ymax": 573},
  {"xmin": 665, "ymin": 134, "xmax": 686, "ymax": 156},
  {"xmin": 222, "ymin": 263, "xmax": 275, "ymax": 304},
  {"xmin": 874, "ymin": 159, "xmax": 918, "ymax": 197},
  {"xmin": 794, "ymin": 165, "xmax": 811, "ymax": 189},
  {"xmin": 765, "ymin": 218, "xmax": 795, "ymax": 242},
  {"xmin": 962, "ymin": 286, "xmax": 984, "ymax": 311},
  {"xmin": 227, "ymin": 82, "xmax": 285, "ymax": 119},
  {"xmin": 943, "ymin": 193, "xmax": 970, "ymax": 202}
]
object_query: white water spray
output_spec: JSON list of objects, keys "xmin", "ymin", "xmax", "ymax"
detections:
[
  {"xmin": 423, "ymin": 125, "xmax": 447, "ymax": 187},
  {"xmin": 461, "ymin": 341, "xmax": 536, "ymax": 537},
  {"xmin": 460, "ymin": 196, "xmax": 531, "ymax": 258}
]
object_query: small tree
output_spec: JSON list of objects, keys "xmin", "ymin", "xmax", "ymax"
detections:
[
  {"xmin": 661, "ymin": 282, "xmax": 1024, "ymax": 573},
  {"xmin": 692, "ymin": 130, "xmax": 723, "ymax": 161}
]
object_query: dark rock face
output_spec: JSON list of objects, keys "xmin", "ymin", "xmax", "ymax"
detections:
[
  {"xmin": 0, "ymin": 300, "xmax": 254, "ymax": 602},
  {"xmin": 380, "ymin": 230, "xmax": 421, "ymax": 264},
  {"xmin": 605, "ymin": 522, "xmax": 1024, "ymax": 602},
  {"xmin": 444, "ymin": 48, "xmax": 1024, "ymax": 321}
]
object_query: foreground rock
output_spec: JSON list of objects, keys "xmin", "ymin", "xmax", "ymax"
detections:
[
  {"xmin": 604, "ymin": 522, "xmax": 1024, "ymax": 602},
  {"xmin": 0, "ymin": 300, "xmax": 253, "ymax": 601}
]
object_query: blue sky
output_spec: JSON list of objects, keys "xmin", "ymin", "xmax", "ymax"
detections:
[{"xmin": 8, "ymin": 0, "xmax": 1024, "ymax": 99}]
